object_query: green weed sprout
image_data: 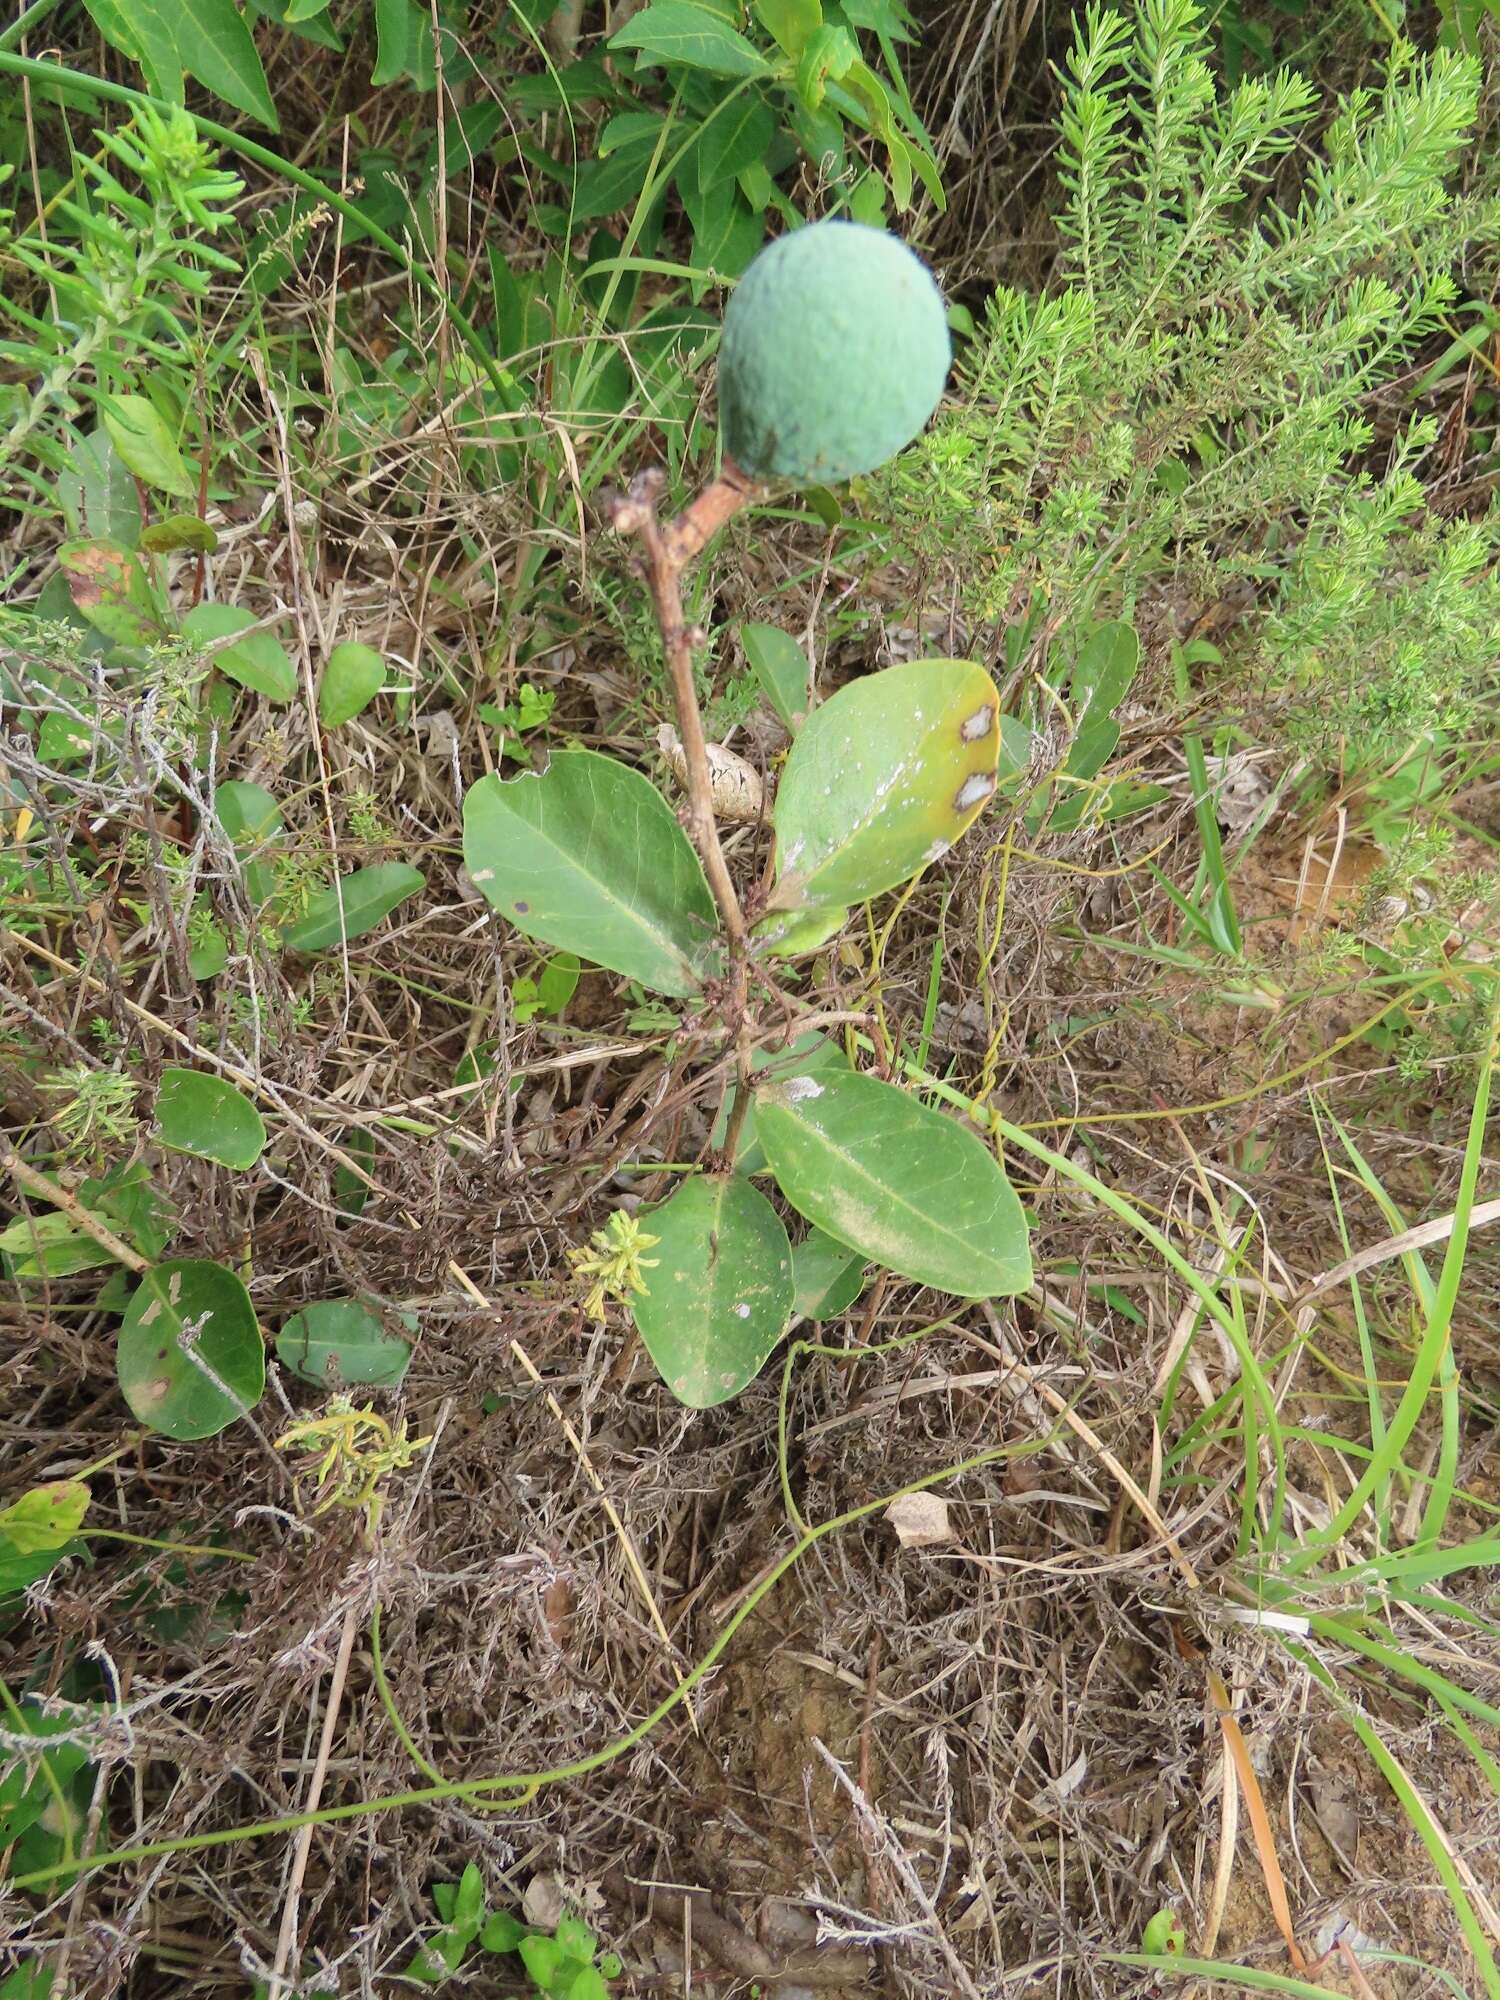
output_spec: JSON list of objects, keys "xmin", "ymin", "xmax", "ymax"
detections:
[
  {"xmin": 274, "ymin": 1399, "xmax": 432, "ymax": 1539},
  {"xmin": 568, "ymin": 1211, "xmax": 660, "ymax": 1322}
]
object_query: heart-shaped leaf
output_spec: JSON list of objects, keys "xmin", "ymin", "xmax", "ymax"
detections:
[
  {"xmin": 755, "ymin": 1069, "xmax": 1031, "ymax": 1299},
  {"xmin": 281, "ymin": 863, "xmax": 424, "ymax": 953},
  {"xmin": 182, "ymin": 603, "xmax": 297, "ymax": 703},
  {"xmin": 764, "ymin": 658, "xmax": 1001, "ymax": 918},
  {"xmin": 463, "ymin": 749, "xmax": 720, "ymax": 998},
  {"xmin": 631, "ymin": 1175, "xmax": 794, "ymax": 1406},
  {"xmin": 155, "ymin": 1067, "xmax": 266, "ymax": 1169},
  {"xmin": 276, "ymin": 1300, "xmax": 412, "ymax": 1387},
  {"xmin": 117, "ymin": 1258, "xmax": 266, "ymax": 1439}
]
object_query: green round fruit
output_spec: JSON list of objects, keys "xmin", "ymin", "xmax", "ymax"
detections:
[{"xmin": 717, "ymin": 220, "xmax": 950, "ymax": 484}]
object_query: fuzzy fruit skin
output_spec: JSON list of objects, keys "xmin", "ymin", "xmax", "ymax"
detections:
[{"xmin": 717, "ymin": 221, "xmax": 950, "ymax": 484}]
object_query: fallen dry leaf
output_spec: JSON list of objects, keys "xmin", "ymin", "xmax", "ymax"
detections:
[
  {"xmin": 884, "ymin": 1492, "xmax": 954, "ymax": 1549},
  {"xmin": 657, "ymin": 724, "xmax": 765, "ymax": 823}
]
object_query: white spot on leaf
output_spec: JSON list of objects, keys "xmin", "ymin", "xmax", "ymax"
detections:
[
  {"xmin": 782, "ymin": 1075, "xmax": 824, "ymax": 1103},
  {"xmin": 954, "ymin": 771, "xmax": 996, "ymax": 813},
  {"xmin": 960, "ymin": 704, "xmax": 995, "ymax": 743}
]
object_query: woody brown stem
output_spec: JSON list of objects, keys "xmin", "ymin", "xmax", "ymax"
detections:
[
  {"xmin": 661, "ymin": 455, "xmax": 757, "ymax": 566},
  {"xmin": 607, "ymin": 463, "xmax": 762, "ymax": 1168}
]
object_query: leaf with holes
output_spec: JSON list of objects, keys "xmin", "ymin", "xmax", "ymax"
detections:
[
  {"xmin": 281, "ymin": 863, "xmax": 425, "ymax": 953},
  {"xmin": 276, "ymin": 1301, "xmax": 412, "ymax": 1388},
  {"xmin": 631, "ymin": 1175, "xmax": 793, "ymax": 1406},
  {"xmin": 154, "ymin": 1068, "xmax": 266, "ymax": 1170},
  {"xmin": 756, "ymin": 1070, "xmax": 1030, "ymax": 1299},
  {"xmin": 761, "ymin": 659, "xmax": 1001, "ymax": 923},
  {"xmin": 463, "ymin": 749, "xmax": 720, "ymax": 998},
  {"xmin": 117, "ymin": 1259, "xmax": 265, "ymax": 1440},
  {"xmin": 182, "ymin": 604, "xmax": 297, "ymax": 704}
]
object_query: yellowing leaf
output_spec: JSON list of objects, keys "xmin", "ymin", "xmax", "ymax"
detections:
[
  {"xmin": 0, "ymin": 1482, "xmax": 89, "ymax": 1553},
  {"xmin": 765, "ymin": 658, "xmax": 1002, "ymax": 918}
]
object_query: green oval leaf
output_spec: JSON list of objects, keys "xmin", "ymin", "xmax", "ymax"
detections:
[
  {"xmin": 275, "ymin": 1300, "xmax": 412, "ymax": 1387},
  {"xmin": 791, "ymin": 1227, "xmax": 867, "ymax": 1320},
  {"xmin": 463, "ymin": 749, "xmax": 720, "ymax": 998},
  {"xmin": 117, "ymin": 1258, "xmax": 266, "ymax": 1439},
  {"xmin": 333, "ymin": 1128, "xmax": 377, "ymax": 1219},
  {"xmin": 318, "ymin": 642, "xmax": 385, "ymax": 728},
  {"xmin": 742, "ymin": 621, "xmax": 811, "ymax": 733},
  {"xmin": 755, "ymin": 900, "xmax": 849, "ymax": 960},
  {"xmin": 765, "ymin": 658, "xmax": 1001, "ymax": 917},
  {"xmin": 281, "ymin": 863, "xmax": 425, "ymax": 953},
  {"xmin": 141, "ymin": 514, "xmax": 219, "ymax": 555},
  {"xmin": 0, "ymin": 1538, "xmax": 80, "ymax": 1600},
  {"xmin": 58, "ymin": 426, "xmax": 142, "ymax": 546},
  {"xmin": 631, "ymin": 1175, "xmax": 794, "ymax": 1406},
  {"xmin": 609, "ymin": 0, "xmax": 772, "ymax": 78},
  {"xmin": 154, "ymin": 1067, "xmax": 266, "ymax": 1169},
  {"xmin": 0, "ymin": 1210, "xmax": 120, "ymax": 1281},
  {"xmin": 182, "ymin": 603, "xmax": 297, "ymax": 704},
  {"xmin": 214, "ymin": 779, "xmax": 283, "ymax": 905},
  {"xmin": 100, "ymin": 394, "xmax": 196, "ymax": 498},
  {"xmin": 755, "ymin": 1069, "xmax": 1031, "ymax": 1299}
]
